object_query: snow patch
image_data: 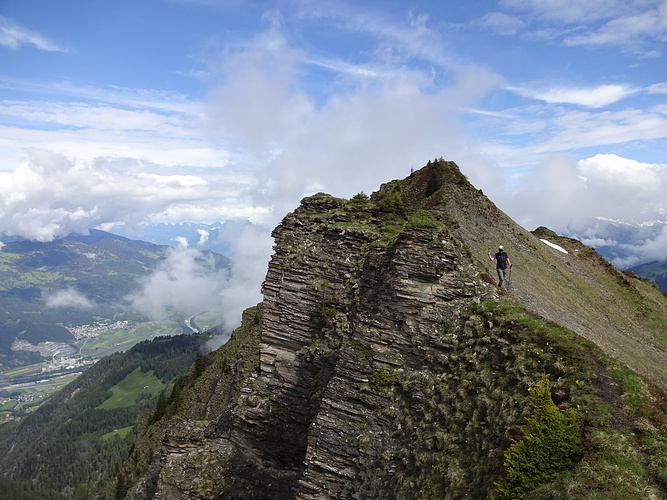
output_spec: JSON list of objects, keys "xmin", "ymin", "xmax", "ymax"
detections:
[{"xmin": 540, "ymin": 239, "xmax": 568, "ymax": 254}]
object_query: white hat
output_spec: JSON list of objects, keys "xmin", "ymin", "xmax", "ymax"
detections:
[{"xmin": 499, "ymin": 245, "xmax": 504, "ymax": 251}]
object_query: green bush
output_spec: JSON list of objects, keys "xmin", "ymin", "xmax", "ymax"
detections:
[
  {"xmin": 369, "ymin": 365, "xmax": 397, "ymax": 391},
  {"xmin": 496, "ymin": 374, "xmax": 581, "ymax": 499},
  {"xmin": 407, "ymin": 209, "xmax": 439, "ymax": 229},
  {"xmin": 376, "ymin": 191, "xmax": 407, "ymax": 217},
  {"xmin": 351, "ymin": 192, "xmax": 370, "ymax": 202}
]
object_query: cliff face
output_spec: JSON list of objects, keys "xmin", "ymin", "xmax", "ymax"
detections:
[{"xmin": 122, "ymin": 161, "xmax": 667, "ymax": 500}]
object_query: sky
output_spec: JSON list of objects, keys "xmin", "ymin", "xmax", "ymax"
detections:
[{"xmin": 1, "ymin": 0, "xmax": 666, "ymax": 327}]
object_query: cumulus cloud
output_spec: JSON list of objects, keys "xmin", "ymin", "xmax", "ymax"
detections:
[
  {"xmin": 128, "ymin": 245, "xmax": 228, "ymax": 321},
  {"xmin": 196, "ymin": 229, "xmax": 210, "ymax": 246},
  {"xmin": 616, "ymin": 225, "xmax": 667, "ymax": 267},
  {"xmin": 126, "ymin": 223, "xmax": 271, "ymax": 348},
  {"xmin": 203, "ymin": 27, "xmax": 502, "ymax": 222},
  {"xmin": 507, "ymin": 153, "xmax": 666, "ymax": 228},
  {"xmin": 0, "ymin": 149, "xmax": 257, "ymax": 241},
  {"xmin": 500, "ymin": 153, "xmax": 667, "ymax": 267},
  {"xmin": 205, "ymin": 221, "xmax": 273, "ymax": 349},
  {"xmin": 45, "ymin": 288, "xmax": 94, "ymax": 309}
]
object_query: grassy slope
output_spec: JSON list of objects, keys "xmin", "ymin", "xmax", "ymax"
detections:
[
  {"xmin": 385, "ymin": 296, "xmax": 667, "ymax": 499},
  {"xmin": 116, "ymin": 307, "xmax": 263, "ymax": 496},
  {"xmin": 0, "ymin": 334, "xmax": 206, "ymax": 495},
  {"xmin": 631, "ymin": 259, "xmax": 667, "ymax": 293},
  {"xmin": 96, "ymin": 367, "xmax": 164, "ymax": 410},
  {"xmin": 397, "ymin": 161, "xmax": 667, "ymax": 391}
]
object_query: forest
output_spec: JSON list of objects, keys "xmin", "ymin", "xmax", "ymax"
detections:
[{"xmin": 0, "ymin": 332, "xmax": 209, "ymax": 498}]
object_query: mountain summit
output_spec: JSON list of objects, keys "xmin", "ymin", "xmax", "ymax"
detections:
[{"xmin": 117, "ymin": 159, "xmax": 667, "ymax": 499}]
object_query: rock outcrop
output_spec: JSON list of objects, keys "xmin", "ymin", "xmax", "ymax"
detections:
[{"xmin": 123, "ymin": 160, "xmax": 667, "ymax": 500}]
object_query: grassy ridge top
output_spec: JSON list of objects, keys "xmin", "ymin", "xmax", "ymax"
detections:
[{"xmin": 378, "ymin": 160, "xmax": 667, "ymax": 391}]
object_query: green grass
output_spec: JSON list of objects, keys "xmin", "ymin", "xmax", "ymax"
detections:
[
  {"xmin": 77, "ymin": 321, "xmax": 180, "ymax": 355},
  {"xmin": 407, "ymin": 209, "xmax": 440, "ymax": 229},
  {"xmin": 96, "ymin": 368, "xmax": 164, "ymax": 410},
  {"xmin": 101, "ymin": 426, "xmax": 134, "ymax": 441},
  {"xmin": 0, "ymin": 400, "xmax": 18, "ymax": 411}
]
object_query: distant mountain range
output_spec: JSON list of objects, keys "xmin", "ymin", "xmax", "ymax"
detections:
[
  {"xmin": 104, "ymin": 221, "xmax": 252, "ymax": 256},
  {"xmin": 566, "ymin": 218, "xmax": 667, "ymax": 293},
  {"xmin": 630, "ymin": 260, "xmax": 667, "ymax": 294},
  {"xmin": 0, "ymin": 229, "xmax": 229, "ymax": 368}
]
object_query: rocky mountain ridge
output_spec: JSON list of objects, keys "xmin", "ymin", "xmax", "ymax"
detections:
[{"xmin": 119, "ymin": 160, "xmax": 667, "ymax": 499}]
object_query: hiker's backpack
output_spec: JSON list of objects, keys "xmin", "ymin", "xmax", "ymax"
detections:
[{"xmin": 496, "ymin": 251, "xmax": 508, "ymax": 269}]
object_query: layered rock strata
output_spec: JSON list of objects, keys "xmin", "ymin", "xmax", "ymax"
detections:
[
  {"xmin": 125, "ymin": 161, "xmax": 667, "ymax": 499},
  {"xmin": 127, "ymin": 187, "xmax": 491, "ymax": 499}
]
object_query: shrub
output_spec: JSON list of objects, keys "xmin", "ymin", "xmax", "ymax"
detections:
[
  {"xmin": 376, "ymin": 191, "xmax": 407, "ymax": 217},
  {"xmin": 407, "ymin": 209, "xmax": 439, "ymax": 229},
  {"xmin": 495, "ymin": 374, "xmax": 581, "ymax": 499},
  {"xmin": 351, "ymin": 192, "xmax": 370, "ymax": 202},
  {"xmin": 369, "ymin": 365, "xmax": 397, "ymax": 391}
]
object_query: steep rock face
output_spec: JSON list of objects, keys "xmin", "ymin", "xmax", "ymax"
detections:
[
  {"xmin": 126, "ymin": 173, "xmax": 495, "ymax": 498},
  {"xmin": 259, "ymin": 199, "xmax": 486, "ymax": 498},
  {"xmin": 124, "ymin": 161, "xmax": 667, "ymax": 499}
]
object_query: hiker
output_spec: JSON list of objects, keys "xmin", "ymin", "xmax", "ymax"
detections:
[{"xmin": 489, "ymin": 245, "xmax": 512, "ymax": 290}]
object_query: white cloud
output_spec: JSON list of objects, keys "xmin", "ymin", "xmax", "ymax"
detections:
[
  {"xmin": 0, "ymin": 149, "xmax": 253, "ymax": 241},
  {"xmin": 45, "ymin": 288, "xmax": 93, "ymax": 309},
  {"xmin": 128, "ymin": 226, "xmax": 271, "ymax": 344},
  {"xmin": 0, "ymin": 100, "xmax": 189, "ymax": 133},
  {"xmin": 618, "ymin": 225, "xmax": 667, "ymax": 267},
  {"xmin": 476, "ymin": 11, "xmax": 526, "ymax": 35},
  {"xmin": 499, "ymin": 153, "xmax": 666, "ymax": 267},
  {"xmin": 579, "ymin": 153, "xmax": 665, "ymax": 192},
  {"xmin": 647, "ymin": 81, "xmax": 667, "ymax": 94},
  {"xmin": 500, "ymin": 0, "xmax": 627, "ymax": 24},
  {"xmin": 0, "ymin": 16, "xmax": 65, "ymax": 52},
  {"xmin": 498, "ymin": 0, "xmax": 667, "ymax": 54},
  {"xmin": 196, "ymin": 229, "xmax": 210, "ymax": 246},
  {"xmin": 0, "ymin": 95, "xmax": 228, "ymax": 169},
  {"xmin": 534, "ymin": 107, "xmax": 667, "ymax": 152},
  {"xmin": 201, "ymin": 25, "xmax": 502, "ymax": 220},
  {"xmin": 510, "ymin": 84, "xmax": 637, "ymax": 107},
  {"xmin": 563, "ymin": 2, "xmax": 667, "ymax": 49},
  {"xmin": 202, "ymin": 29, "xmax": 314, "ymax": 152},
  {"xmin": 0, "ymin": 77, "xmax": 197, "ymax": 114},
  {"xmin": 173, "ymin": 236, "xmax": 189, "ymax": 248},
  {"xmin": 128, "ymin": 246, "xmax": 228, "ymax": 321},
  {"xmin": 207, "ymin": 221, "xmax": 272, "ymax": 346}
]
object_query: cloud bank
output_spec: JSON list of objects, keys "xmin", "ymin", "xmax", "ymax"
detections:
[
  {"xmin": 45, "ymin": 288, "xmax": 94, "ymax": 309},
  {"xmin": 0, "ymin": 149, "xmax": 258, "ymax": 241},
  {"xmin": 128, "ymin": 223, "xmax": 270, "ymax": 344},
  {"xmin": 128, "ymin": 245, "xmax": 228, "ymax": 321},
  {"xmin": 502, "ymin": 153, "xmax": 667, "ymax": 268}
]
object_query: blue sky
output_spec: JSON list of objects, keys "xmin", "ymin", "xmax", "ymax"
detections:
[{"xmin": 1, "ymin": 0, "xmax": 666, "ymax": 263}]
